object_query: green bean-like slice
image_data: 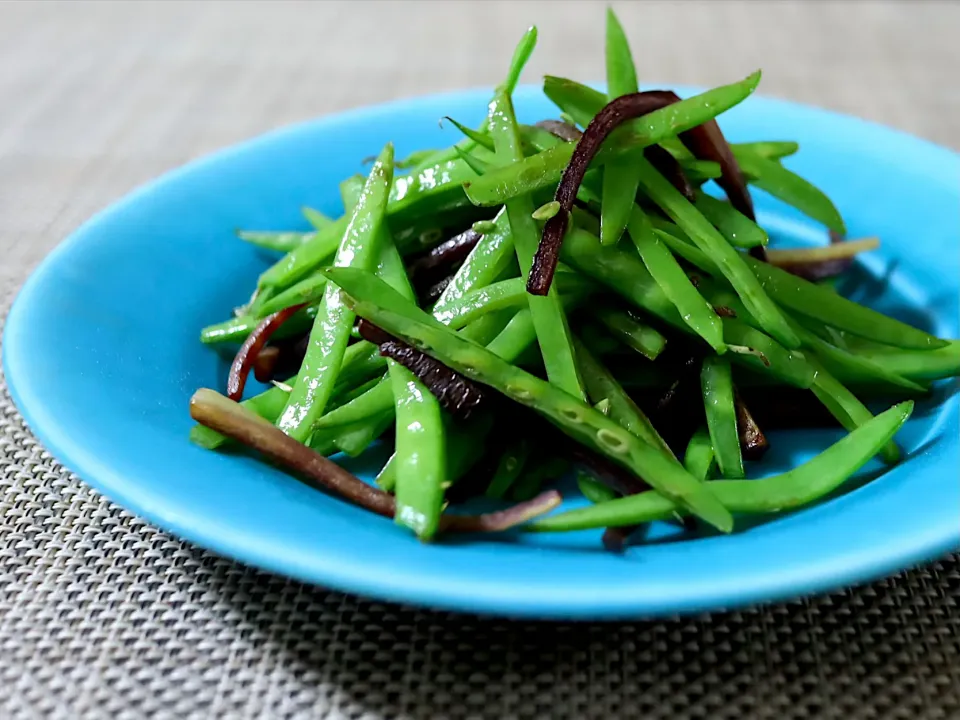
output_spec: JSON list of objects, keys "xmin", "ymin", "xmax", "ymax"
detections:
[
  {"xmin": 626, "ymin": 207, "xmax": 725, "ymax": 353},
  {"xmin": 276, "ymin": 143, "xmax": 394, "ymax": 442},
  {"xmin": 651, "ymin": 220, "xmax": 947, "ymax": 351},
  {"xmin": 462, "ymin": 71, "xmax": 761, "ymax": 207},
  {"xmin": 577, "ymin": 472, "xmax": 618, "ymax": 504},
  {"xmin": 635, "ymin": 154, "xmax": 800, "ymax": 349},
  {"xmin": 389, "ymin": 368, "xmax": 446, "ymax": 538},
  {"xmin": 852, "ymin": 341, "xmax": 960, "ymax": 383},
  {"xmin": 743, "ymin": 256, "xmax": 948, "ymax": 350},
  {"xmin": 432, "ymin": 208, "xmax": 515, "ymax": 316},
  {"xmin": 574, "ymin": 336, "xmax": 673, "ymax": 457},
  {"xmin": 810, "ymin": 361, "xmax": 900, "ymax": 465},
  {"xmin": 488, "ymin": 85, "xmax": 586, "ymax": 399},
  {"xmin": 592, "ymin": 306, "xmax": 667, "ymax": 361},
  {"xmin": 374, "ymin": 191, "xmax": 448, "ymax": 539},
  {"xmin": 684, "ymin": 428, "xmax": 716, "ymax": 482},
  {"xmin": 256, "ymin": 274, "xmax": 327, "ymax": 317},
  {"xmin": 733, "ymin": 147, "xmax": 846, "ymax": 234},
  {"xmin": 560, "ymin": 228, "xmax": 814, "ymax": 387},
  {"xmin": 237, "ymin": 230, "xmax": 314, "ymax": 254},
  {"xmin": 486, "ymin": 438, "xmax": 532, "ymax": 499},
  {"xmin": 257, "ymin": 155, "xmax": 476, "ymax": 293},
  {"xmin": 433, "ymin": 273, "xmax": 592, "ymax": 331},
  {"xmin": 701, "ymin": 356, "xmax": 744, "ymax": 479},
  {"xmin": 324, "ymin": 267, "xmax": 734, "ymax": 533},
  {"xmin": 302, "ymin": 206, "xmax": 334, "ymax": 230},
  {"xmin": 692, "ymin": 191, "xmax": 768, "ymax": 249},
  {"xmin": 599, "ymin": 8, "xmax": 643, "ymax": 246},
  {"xmin": 528, "ymin": 401, "xmax": 913, "ymax": 532},
  {"xmin": 730, "ymin": 141, "xmax": 799, "ymax": 160}
]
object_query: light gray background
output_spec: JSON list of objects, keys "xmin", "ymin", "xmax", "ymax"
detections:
[{"xmin": 1, "ymin": 2, "xmax": 958, "ymax": 718}]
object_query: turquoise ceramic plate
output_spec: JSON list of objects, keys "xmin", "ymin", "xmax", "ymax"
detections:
[{"xmin": 4, "ymin": 86, "xmax": 958, "ymax": 619}]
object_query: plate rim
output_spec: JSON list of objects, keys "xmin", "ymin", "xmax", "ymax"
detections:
[{"xmin": 3, "ymin": 84, "xmax": 959, "ymax": 619}]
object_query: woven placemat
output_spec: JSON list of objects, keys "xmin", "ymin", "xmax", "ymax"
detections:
[{"xmin": 2, "ymin": 2, "xmax": 958, "ymax": 718}]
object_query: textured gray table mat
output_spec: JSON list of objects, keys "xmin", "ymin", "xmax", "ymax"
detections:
[{"xmin": 1, "ymin": 2, "xmax": 959, "ymax": 718}]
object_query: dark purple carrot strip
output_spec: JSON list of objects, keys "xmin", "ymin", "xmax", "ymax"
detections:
[
  {"xmin": 529, "ymin": 89, "xmax": 756, "ymax": 294},
  {"xmin": 356, "ymin": 319, "xmax": 392, "ymax": 345},
  {"xmin": 252, "ymin": 346, "xmax": 282, "ymax": 384},
  {"xmin": 530, "ymin": 93, "xmax": 686, "ymax": 295},
  {"xmin": 357, "ymin": 320, "xmax": 488, "ymax": 419},
  {"xmin": 642, "ymin": 90, "xmax": 755, "ymax": 221},
  {"xmin": 537, "ymin": 120, "xmax": 694, "ymax": 202},
  {"xmin": 189, "ymin": 388, "xmax": 561, "ymax": 533},
  {"xmin": 407, "ymin": 228, "xmax": 481, "ymax": 282},
  {"xmin": 227, "ymin": 303, "xmax": 306, "ymax": 401},
  {"xmin": 193, "ymin": 387, "xmax": 395, "ymax": 514},
  {"xmin": 643, "ymin": 144, "xmax": 695, "ymax": 201}
]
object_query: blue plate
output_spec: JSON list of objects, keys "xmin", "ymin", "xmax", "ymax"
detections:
[{"xmin": 4, "ymin": 86, "xmax": 958, "ymax": 619}]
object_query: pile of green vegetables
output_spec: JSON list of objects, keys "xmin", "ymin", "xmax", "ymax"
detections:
[{"xmin": 190, "ymin": 12, "xmax": 959, "ymax": 548}]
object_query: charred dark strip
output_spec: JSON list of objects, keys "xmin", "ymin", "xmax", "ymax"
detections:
[
  {"xmin": 227, "ymin": 303, "xmax": 306, "ymax": 401},
  {"xmin": 733, "ymin": 388, "xmax": 769, "ymax": 460},
  {"xmin": 642, "ymin": 90, "xmax": 754, "ymax": 221},
  {"xmin": 531, "ymin": 94, "xmax": 680, "ymax": 295},
  {"xmin": 356, "ymin": 320, "xmax": 392, "ymax": 346},
  {"xmin": 357, "ymin": 320, "xmax": 488, "ymax": 419},
  {"xmin": 644, "ymin": 144, "xmax": 695, "ymax": 201},
  {"xmin": 407, "ymin": 228, "xmax": 481, "ymax": 283},
  {"xmin": 529, "ymin": 90, "xmax": 755, "ymax": 295},
  {"xmin": 190, "ymin": 389, "xmax": 560, "ymax": 533},
  {"xmin": 642, "ymin": 90, "xmax": 765, "ymax": 259}
]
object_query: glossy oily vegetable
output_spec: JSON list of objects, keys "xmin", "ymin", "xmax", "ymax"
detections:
[
  {"xmin": 175, "ymin": 11, "xmax": 956, "ymax": 560},
  {"xmin": 5, "ymin": 19, "xmax": 958, "ymax": 618}
]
